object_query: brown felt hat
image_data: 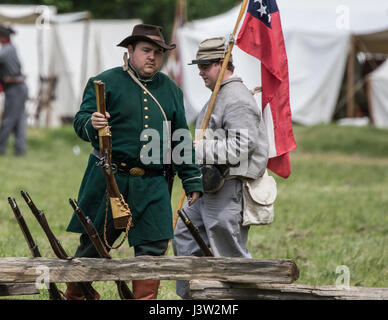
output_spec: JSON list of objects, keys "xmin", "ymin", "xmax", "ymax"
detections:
[{"xmin": 117, "ymin": 24, "xmax": 176, "ymax": 51}]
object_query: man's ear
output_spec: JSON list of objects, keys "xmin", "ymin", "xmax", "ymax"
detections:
[{"xmin": 127, "ymin": 44, "xmax": 134, "ymax": 58}]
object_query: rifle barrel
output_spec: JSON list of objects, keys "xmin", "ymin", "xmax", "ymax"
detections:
[
  {"xmin": 21, "ymin": 190, "xmax": 68, "ymax": 259},
  {"xmin": 178, "ymin": 209, "xmax": 213, "ymax": 257},
  {"xmin": 8, "ymin": 197, "xmax": 63, "ymax": 300},
  {"xmin": 69, "ymin": 198, "xmax": 135, "ymax": 300},
  {"xmin": 20, "ymin": 191, "xmax": 96, "ymax": 300},
  {"xmin": 8, "ymin": 197, "xmax": 41, "ymax": 257},
  {"xmin": 69, "ymin": 198, "xmax": 110, "ymax": 259}
]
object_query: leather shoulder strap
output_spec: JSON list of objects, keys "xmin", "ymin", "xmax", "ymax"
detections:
[{"xmin": 123, "ymin": 53, "xmax": 171, "ymax": 151}]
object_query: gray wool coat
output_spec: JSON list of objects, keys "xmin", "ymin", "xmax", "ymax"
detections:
[{"xmin": 195, "ymin": 76, "xmax": 269, "ymax": 180}]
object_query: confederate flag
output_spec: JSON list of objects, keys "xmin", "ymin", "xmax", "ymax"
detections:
[{"xmin": 236, "ymin": 0, "xmax": 296, "ymax": 178}]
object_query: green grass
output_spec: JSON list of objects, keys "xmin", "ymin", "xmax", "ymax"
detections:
[
  {"xmin": 0, "ymin": 123, "xmax": 387, "ymax": 300},
  {"xmin": 249, "ymin": 124, "xmax": 388, "ymax": 288}
]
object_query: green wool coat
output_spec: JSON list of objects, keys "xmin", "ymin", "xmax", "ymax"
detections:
[{"xmin": 66, "ymin": 66, "xmax": 203, "ymax": 246}]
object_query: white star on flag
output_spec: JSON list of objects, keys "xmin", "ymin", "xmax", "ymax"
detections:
[
  {"xmin": 254, "ymin": 0, "xmax": 271, "ymax": 24},
  {"xmin": 257, "ymin": 4, "xmax": 268, "ymax": 17}
]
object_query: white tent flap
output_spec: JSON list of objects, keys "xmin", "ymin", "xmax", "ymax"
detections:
[
  {"xmin": 0, "ymin": 4, "xmax": 142, "ymax": 127},
  {"xmin": 369, "ymin": 60, "xmax": 388, "ymax": 128},
  {"xmin": 177, "ymin": 0, "xmax": 388, "ymax": 127}
]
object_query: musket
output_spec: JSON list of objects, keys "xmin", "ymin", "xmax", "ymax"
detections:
[
  {"xmin": 177, "ymin": 209, "xmax": 213, "ymax": 257},
  {"xmin": 69, "ymin": 198, "xmax": 136, "ymax": 300},
  {"xmin": 20, "ymin": 190, "xmax": 98, "ymax": 300},
  {"xmin": 94, "ymin": 80, "xmax": 133, "ymax": 231},
  {"xmin": 8, "ymin": 197, "xmax": 63, "ymax": 300}
]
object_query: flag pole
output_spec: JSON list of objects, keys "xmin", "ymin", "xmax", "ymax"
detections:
[
  {"xmin": 198, "ymin": 0, "xmax": 249, "ymax": 137},
  {"xmin": 170, "ymin": 0, "xmax": 249, "ymax": 240}
]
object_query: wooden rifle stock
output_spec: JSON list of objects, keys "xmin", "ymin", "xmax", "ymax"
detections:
[
  {"xmin": 8, "ymin": 197, "xmax": 63, "ymax": 300},
  {"xmin": 177, "ymin": 209, "xmax": 213, "ymax": 257},
  {"xmin": 69, "ymin": 198, "xmax": 135, "ymax": 300},
  {"xmin": 94, "ymin": 80, "xmax": 133, "ymax": 230},
  {"xmin": 20, "ymin": 190, "xmax": 98, "ymax": 300}
]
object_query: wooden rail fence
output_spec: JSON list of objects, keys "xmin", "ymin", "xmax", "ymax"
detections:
[
  {"xmin": 0, "ymin": 283, "xmax": 39, "ymax": 297},
  {"xmin": 0, "ymin": 256, "xmax": 298, "ymax": 288},
  {"xmin": 189, "ymin": 280, "xmax": 388, "ymax": 300},
  {"xmin": 0, "ymin": 256, "xmax": 386, "ymax": 300}
]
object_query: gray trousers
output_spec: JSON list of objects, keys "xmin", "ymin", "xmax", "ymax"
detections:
[
  {"xmin": 0, "ymin": 83, "xmax": 28, "ymax": 155},
  {"xmin": 173, "ymin": 178, "xmax": 251, "ymax": 299}
]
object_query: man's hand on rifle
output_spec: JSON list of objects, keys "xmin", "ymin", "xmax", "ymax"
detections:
[
  {"xmin": 91, "ymin": 111, "xmax": 110, "ymax": 130},
  {"xmin": 187, "ymin": 191, "xmax": 200, "ymax": 206}
]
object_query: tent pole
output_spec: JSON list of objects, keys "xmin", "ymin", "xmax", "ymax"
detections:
[
  {"xmin": 346, "ymin": 35, "xmax": 356, "ymax": 118},
  {"xmin": 166, "ymin": 0, "xmax": 187, "ymax": 86},
  {"xmin": 365, "ymin": 75, "xmax": 375, "ymax": 125},
  {"xmin": 36, "ymin": 27, "xmax": 44, "ymax": 126},
  {"xmin": 79, "ymin": 12, "xmax": 91, "ymax": 105}
]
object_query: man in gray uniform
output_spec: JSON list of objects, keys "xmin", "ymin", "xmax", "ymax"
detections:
[
  {"xmin": 0, "ymin": 24, "xmax": 28, "ymax": 156},
  {"xmin": 173, "ymin": 37, "xmax": 269, "ymax": 299}
]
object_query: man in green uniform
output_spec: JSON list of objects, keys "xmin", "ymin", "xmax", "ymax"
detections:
[{"xmin": 65, "ymin": 24, "xmax": 203, "ymax": 300}]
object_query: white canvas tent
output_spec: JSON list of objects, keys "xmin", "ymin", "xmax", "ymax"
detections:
[
  {"xmin": 51, "ymin": 18, "xmax": 141, "ymax": 126},
  {"xmin": 368, "ymin": 59, "xmax": 388, "ymax": 128},
  {"xmin": 176, "ymin": 0, "xmax": 388, "ymax": 127},
  {"xmin": 0, "ymin": 5, "xmax": 141, "ymax": 127},
  {"xmin": 0, "ymin": 5, "xmax": 57, "ymax": 125}
]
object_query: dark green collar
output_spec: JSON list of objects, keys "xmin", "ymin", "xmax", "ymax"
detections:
[{"xmin": 128, "ymin": 62, "xmax": 159, "ymax": 83}]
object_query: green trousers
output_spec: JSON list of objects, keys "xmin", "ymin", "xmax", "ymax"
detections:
[{"xmin": 74, "ymin": 218, "xmax": 169, "ymax": 258}]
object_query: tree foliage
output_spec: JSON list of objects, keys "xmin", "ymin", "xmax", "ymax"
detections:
[{"xmin": 0, "ymin": 0, "xmax": 240, "ymax": 40}]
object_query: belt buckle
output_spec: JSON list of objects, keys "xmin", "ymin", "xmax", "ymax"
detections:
[{"xmin": 129, "ymin": 167, "xmax": 145, "ymax": 177}]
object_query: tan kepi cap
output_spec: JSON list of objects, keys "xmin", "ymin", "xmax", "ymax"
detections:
[{"xmin": 189, "ymin": 37, "xmax": 233, "ymax": 65}]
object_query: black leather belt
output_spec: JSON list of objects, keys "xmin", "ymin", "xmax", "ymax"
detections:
[
  {"xmin": 92, "ymin": 149, "xmax": 164, "ymax": 177},
  {"xmin": 113, "ymin": 161, "xmax": 164, "ymax": 177}
]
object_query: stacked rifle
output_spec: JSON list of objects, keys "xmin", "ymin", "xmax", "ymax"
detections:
[
  {"xmin": 8, "ymin": 196, "xmax": 63, "ymax": 300},
  {"xmin": 8, "ymin": 192, "xmax": 213, "ymax": 300},
  {"xmin": 8, "ymin": 191, "xmax": 135, "ymax": 300},
  {"xmin": 6, "ymin": 81, "xmax": 213, "ymax": 300}
]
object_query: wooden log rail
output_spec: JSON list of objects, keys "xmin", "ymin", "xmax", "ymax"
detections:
[
  {"xmin": 1, "ymin": 257, "xmax": 386, "ymax": 300},
  {"xmin": 190, "ymin": 280, "xmax": 388, "ymax": 300},
  {"xmin": 0, "ymin": 283, "xmax": 39, "ymax": 297},
  {"xmin": 0, "ymin": 256, "xmax": 299, "ymax": 284}
]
